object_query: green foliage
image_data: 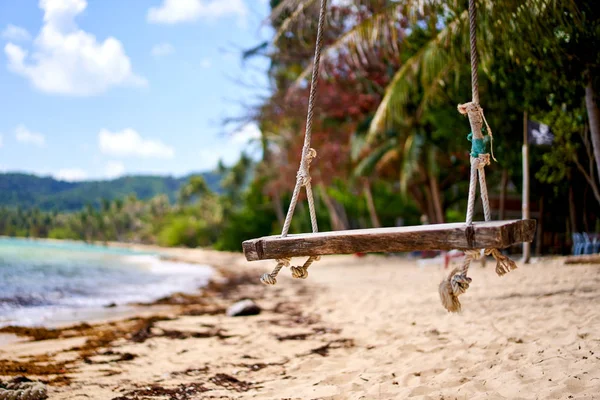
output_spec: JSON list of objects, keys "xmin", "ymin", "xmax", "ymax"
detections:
[
  {"xmin": 48, "ymin": 227, "xmax": 79, "ymax": 240},
  {"xmin": 535, "ymin": 106, "xmax": 586, "ymax": 185},
  {"xmin": 1, "ymin": 2, "xmax": 599, "ymax": 256},
  {"xmin": 214, "ymin": 178, "xmax": 277, "ymax": 252},
  {"xmin": 157, "ymin": 216, "xmax": 210, "ymax": 248},
  {"xmin": 445, "ymin": 209, "xmax": 465, "ymax": 223}
]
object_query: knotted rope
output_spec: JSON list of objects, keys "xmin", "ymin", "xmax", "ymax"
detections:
[
  {"xmin": 439, "ymin": 0, "xmax": 517, "ymax": 312},
  {"xmin": 261, "ymin": 0, "xmax": 328, "ymax": 285},
  {"xmin": 0, "ymin": 380, "xmax": 47, "ymax": 400}
]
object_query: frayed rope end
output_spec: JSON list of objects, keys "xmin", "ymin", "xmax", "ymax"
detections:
[
  {"xmin": 486, "ymin": 249, "xmax": 518, "ymax": 276},
  {"xmin": 439, "ymin": 267, "xmax": 472, "ymax": 313}
]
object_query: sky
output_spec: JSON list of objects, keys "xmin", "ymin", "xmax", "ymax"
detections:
[{"xmin": 0, "ymin": 0, "xmax": 272, "ymax": 181}]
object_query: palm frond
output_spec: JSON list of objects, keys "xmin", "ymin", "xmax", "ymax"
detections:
[
  {"xmin": 285, "ymin": 2, "xmax": 407, "ymax": 87},
  {"xmin": 367, "ymin": 9, "xmax": 468, "ymax": 140},
  {"xmin": 271, "ymin": 0, "xmax": 319, "ymax": 44},
  {"xmin": 269, "ymin": 0, "xmax": 311, "ymax": 24},
  {"xmin": 399, "ymin": 134, "xmax": 423, "ymax": 194},
  {"xmin": 353, "ymin": 137, "xmax": 398, "ymax": 177}
]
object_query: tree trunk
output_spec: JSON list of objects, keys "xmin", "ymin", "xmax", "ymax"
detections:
[
  {"xmin": 569, "ymin": 186, "xmax": 577, "ymax": 235},
  {"xmin": 423, "ymin": 185, "xmax": 436, "ymax": 224},
  {"xmin": 522, "ymin": 112, "xmax": 531, "ymax": 263},
  {"xmin": 272, "ymin": 192, "xmax": 285, "ymax": 226},
  {"xmin": 318, "ymin": 184, "xmax": 345, "ymax": 231},
  {"xmin": 335, "ymin": 200, "xmax": 350, "ymax": 230},
  {"xmin": 499, "ymin": 169, "xmax": 508, "ymax": 220},
  {"xmin": 408, "ymin": 185, "xmax": 427, "ymax": 217},
  {"xmin": 585, "ymin": 77, "xmax": 600, "ymax": 185},
  {"xmin": 535, "ymin": 195, "xmax": 544, "ymax": 256},
  {"xmin": 583, "ymin": 185, "xmax": 590, "ymax": 232},
  {"xmin": 429, "ymin": 173, "xmax": 444, "ymax": 224},
  {"xmin": 362, "ymin": 178, "xmax": 381, "ymax": 228}
]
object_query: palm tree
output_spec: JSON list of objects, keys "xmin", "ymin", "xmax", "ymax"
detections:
[
  {"xmin": 268, "ymin": 1, "xmax": 581, "ymax": 133},
  {"xmin": 179, "ymin": 175, "xmax": 211, "ymax": 205}
]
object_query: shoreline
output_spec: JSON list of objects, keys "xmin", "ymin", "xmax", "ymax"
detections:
[{"xmin": 0, "ymin": 237, "xmax": 222, "ymax": 331}]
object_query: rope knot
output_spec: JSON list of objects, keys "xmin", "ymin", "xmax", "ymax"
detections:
[
  {"xmin": 290, "ymin": 255, "xmax": 320, "ymax": 279},
  {"xmin": 451, "ymin": 273, "xmax": 472, "ymax": 296},
  {"xmin": 260, "ymin": 273, "xmax": 277, "ymax": 285},
  {"xmin": 485, "ymin": 249, "xmax": 517, "ymax": 276},
  {"xmin": 477, "ymin": 153, "xmax": 491, "ymax": 168},
  {"xmin": 470, "ymin": 153, "xmax": 490, "ymax": 171},
  {"xmin": 439, "ymin": 249, "xmax": 483, "ymax": 312},
  {"xmin": 459, "ymin": 102, "xmax": 496, "ymax": 162},
  {"xmin": 260, "ymin": 258, "xmax": 291, "ymax": 285},
  {"xmin": 290, "ymin": 266, "xmax": 308, "ymax": 279},
  {"xmin": 297, "ymin": 170, "xmax": 312, "ymax": 186},
  {"xmin": 457, "ymin": 101, "xmax": 480, "ymax": 116},
  {"xmin": 297, "ymin": 148, "xmax": 317, "ymax": 186},
  {"xmin": 439, "ymin": 266, "xmax": 472, "ymax": 313}
]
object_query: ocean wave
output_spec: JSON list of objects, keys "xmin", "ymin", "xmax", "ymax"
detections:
[{"xmin": 0, "ymin": 242, "xmax": 215, "ymax": 327}]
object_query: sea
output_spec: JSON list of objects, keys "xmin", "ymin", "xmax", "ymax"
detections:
[{"xmin": 0, "ymin": 237, "xmax": 213, "ymax": 328}]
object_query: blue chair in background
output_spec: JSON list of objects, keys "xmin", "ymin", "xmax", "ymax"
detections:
[
  {"xmin": 572, "ymin": 233, "xmax": 585, "ymax": 255},
  {"xmin": 593, "ymin": 235, "xmax": 600, "ymax": 253},
  {"xmin": 582, "ymin": 233, "xmax": 594, "ymax": 254}
]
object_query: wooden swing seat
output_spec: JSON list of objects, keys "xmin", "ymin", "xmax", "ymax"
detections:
[{"xmin": 243, "ymin": 219, "xmax": 536, "ymax": 261}]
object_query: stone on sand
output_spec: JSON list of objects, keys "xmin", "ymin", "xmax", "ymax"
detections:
[{"xmin": 226, "ymin": 299, "xmax": 261, "ymax": 317}]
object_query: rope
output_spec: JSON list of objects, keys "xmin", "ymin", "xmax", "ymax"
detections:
[
  {"xmin": 439, "ymin": 0, "xmax": 517, "ymax": 313},
  {"xmin": 477, "ymin": 154, "xmax": 492, "ymax": 221},
  {"xmin": 465, "ymin": 156, "xmax": 479, "ymax": 226},
  {"xmin": 262, "ymin": 0, "xmax": 328, "ymax": 285},
  {"xmin": 0, "ymin": 381, "xmax": 47, "ymax": 400},
  {"xmin": 260, "ymin": 258, "xmax": 290, "ymax": 285},
  {"xmin": 469, "ymin": 0, "xmax": 479, "ymax": 104}
]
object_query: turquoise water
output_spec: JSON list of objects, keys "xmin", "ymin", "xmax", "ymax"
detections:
[{"xmin": 0, "ymin": 238, "xmax": 213, "ymax": 327}]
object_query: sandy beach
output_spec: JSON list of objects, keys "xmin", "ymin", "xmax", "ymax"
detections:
[{"xmin": 1, "ymin": 247, "xmax": 599, "ymax": 399}]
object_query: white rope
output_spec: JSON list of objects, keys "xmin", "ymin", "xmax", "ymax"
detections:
[
  {"xmin": 477, "ymin": 155, "xmax": 492, "ymax": 222},
  {"xmin": 465, "ymin": 156, "xmax": 479, "ymax": 226},
  {"xmin": 263, "ymin": 0, "xmax": 328, "ymax": 285},
  {"xmin": 439, "ymin": 0, "xmax": 518, "ymax": 313}
]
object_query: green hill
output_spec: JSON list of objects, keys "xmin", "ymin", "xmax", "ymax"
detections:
[{"xmin": 0, "ymin": 172, "xmax": 221, "ymax": 212}]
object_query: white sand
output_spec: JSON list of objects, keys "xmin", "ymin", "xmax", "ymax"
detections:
[{"xmin": 1, "ymin": 249, "xmax": 599, "ymax": 399}]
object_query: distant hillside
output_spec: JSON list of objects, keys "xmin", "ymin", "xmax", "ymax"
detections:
[{"xmin": 0, "ymin": 172, "xmax": 222, "ymax": 212}]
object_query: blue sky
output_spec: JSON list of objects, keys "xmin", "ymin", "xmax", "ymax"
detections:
[{"xmin": 0, "ymin": 0, "xmax": 271, "ymax": 181}]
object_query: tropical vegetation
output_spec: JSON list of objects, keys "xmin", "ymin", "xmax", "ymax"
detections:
[{"xmin": 1, "ymin": 0, "xmax": 599, "ymax": 255}]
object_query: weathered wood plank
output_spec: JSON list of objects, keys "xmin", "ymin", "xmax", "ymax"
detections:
[
  {"xmin": 242, "ymin": 219, "xmax": 537, "ymax": 261},
  {"xmin": 564, "ymin": 254, "xmax": 600, "ymax": 265}
]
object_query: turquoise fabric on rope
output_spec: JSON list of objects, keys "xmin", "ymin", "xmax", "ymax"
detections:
[{"xmin": 467, "ymin": 131, "xmax": 490, "ymax": 158}]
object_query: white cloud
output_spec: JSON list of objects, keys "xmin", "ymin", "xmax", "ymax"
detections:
[
  {"xmin": 2, "ymin": 24, "xmax": 32, "ymax": 41},
  {"xmin": 55, "ymin": 168, "xmax": 88, "ymax": 181},
  {"xmin": 196, "ymin": 124, "xmax": 262, "ymax": 170},
  {"xmin": 4, "ymin": 0, "xmax": 146, "ymax": 96},
  {"xmin": 198, "ymin": 147, "xmax": 238, "ymax": 170},
  {"xmin": 231, "ymin": 122, "xmax": 261, "ymax": 144},
  {"xmin": 104, "ymin": 160, "xmax": 126, "ymax": 179},
  {"xmin": 147, "ymin": 0, "xmax": 247, "ymax": 25},
  {"xmin": 15, "ymin": 124, "xmax": 45, "ymax": 147},
  {"xmin": 200, "ymin": 58, "xmax": 211, "ymax": 69},
  {"xmin": 98, "ymin": 128, "xmax": 175, "ymax": 159},
  {"xmin": 151, "ymin": 42, "xmax": 175, "ymax": 57}
]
